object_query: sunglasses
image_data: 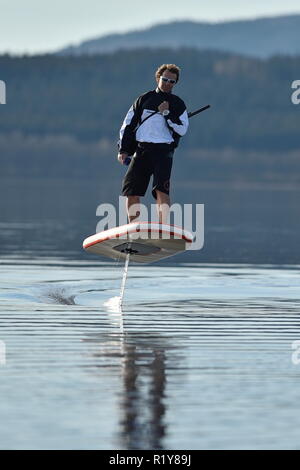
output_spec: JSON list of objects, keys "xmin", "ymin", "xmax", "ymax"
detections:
[{"xmin": 160, "ymin": 76, "xmax": 177, "ymax": 84}]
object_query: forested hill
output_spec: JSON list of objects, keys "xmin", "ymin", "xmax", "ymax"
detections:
[
  {"xmin": 0, "ymin": 48, "xmax": 299, "ymax": 152},
  {"xmin": 57, "ymin": 15, "xmax": 300, "ymax": 58}
]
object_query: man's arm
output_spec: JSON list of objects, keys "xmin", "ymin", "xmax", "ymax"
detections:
[
  {"xmin": 118, "ymin": 95, "xmax": 144, "ymax": 157},
  {"xmin": 165, "ymin": 108, "xmax": 189, "ymax": 136}
]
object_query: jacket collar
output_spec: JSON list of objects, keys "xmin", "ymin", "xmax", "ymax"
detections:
[{"xmin": 155, "ymin": 86, "xmax": 172, "ymax": 94}]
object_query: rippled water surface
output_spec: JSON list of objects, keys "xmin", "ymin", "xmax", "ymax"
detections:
[{"xmin": 1, "ymin": 258, "xmax": 300, "ymax": 449}]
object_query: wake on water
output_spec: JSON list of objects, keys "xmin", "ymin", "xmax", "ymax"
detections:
[
  {"xmin": 39, "ymin": 287, "xmax": 124, "ymax": 310},
  {"xmin": 39, "ymin": 286, "xmax": 76, "ymax": 305},
  {"xmin": 37, "ymin": 253, "xmax": 130, "ymax": 309},
  {"xmin": 103, "ymin": 296, "xmax": 122, "ymax": 312}
]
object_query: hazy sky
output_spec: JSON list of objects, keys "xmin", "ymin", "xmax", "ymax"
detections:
[{"xmin": 1, "ymin": 0, "xmax": 300, "ymax": 54}]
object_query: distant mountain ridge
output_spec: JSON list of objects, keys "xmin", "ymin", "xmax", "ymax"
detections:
[{"xmin": 57, "ymin": 14, "xmax": 300, "ymax": 58}]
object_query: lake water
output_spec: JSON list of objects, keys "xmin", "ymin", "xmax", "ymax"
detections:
[
  {"xmin": 1, "ymin": 256, "xmax": 300, "ymax": 449},
  {"xmin": 1, "ymin": 180, "xmax": 300, "ymax": 449}
]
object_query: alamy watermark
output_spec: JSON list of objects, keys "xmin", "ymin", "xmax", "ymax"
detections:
[
  {"xmin": 0, "ymin": 80, "xmax": 6, "ymax": 104},
  {"xmin": 95, "ymin": 196, "xmax": 204, "ymax": 250},
  {"xmin": 291, "ymin": 340, "xmax": 300, "ymax": 365},
  {"xmin": 291, "ymin": 80, "xmax": 300, "ymax": 105},
  {"xmin": 0, "ymin": 340, "xmax": 6, "ymax": 365}
]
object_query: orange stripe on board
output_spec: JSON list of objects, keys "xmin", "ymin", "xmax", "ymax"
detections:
[{"xmin": 83, "ymin": 228, "xmax": 193, "ymax": 249}]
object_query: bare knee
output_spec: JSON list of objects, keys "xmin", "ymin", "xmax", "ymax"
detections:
[{"xmin": 127, "ymin": 196, "xmax": 140, "ymax": 204}]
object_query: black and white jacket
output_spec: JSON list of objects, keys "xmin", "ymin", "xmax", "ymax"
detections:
[{"xmin": 119, "ymin": 87, "xmax": 189, "ymax": 153}]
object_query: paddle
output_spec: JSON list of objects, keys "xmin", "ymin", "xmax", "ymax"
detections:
[{"xmin": 188, "ymin": 104, "xmax": 211, "ymax": 118}]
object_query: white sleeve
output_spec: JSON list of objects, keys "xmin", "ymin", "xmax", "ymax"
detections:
[
  {"xmin": 167, "ymin": 110, "xmax": 189, "ymax": 136},
  {"xmin": 119, "ymin": 105, "xmax": 135, "ymax": 141}
]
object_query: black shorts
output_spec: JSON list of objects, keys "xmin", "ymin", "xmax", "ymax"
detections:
[{"xmin": 121, "ymin": 142, "xmax": 174, "ymax": 200}]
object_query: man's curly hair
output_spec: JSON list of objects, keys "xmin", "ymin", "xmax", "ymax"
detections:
[{"xmin": 155, "ymin": 64, "xmax": 180, "ymax": 83}]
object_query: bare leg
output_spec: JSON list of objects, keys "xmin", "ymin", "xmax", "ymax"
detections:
[
  {"xmin": 127, "ymin": 196, "xmax": 140, "ymax": 223},
  {"xmin": 156, "ymin": 190, "xmax": 170, "ymax": 224}
]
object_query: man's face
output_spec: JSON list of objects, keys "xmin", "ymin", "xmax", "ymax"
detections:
[{"xmin": 157, "ymin": 70, "xmax": 177, "ymax": 93}]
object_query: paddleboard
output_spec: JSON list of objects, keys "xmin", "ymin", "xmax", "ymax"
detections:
[{"xmin": 83, "ymin": 222, "xmax": 194, "ymax": 264}]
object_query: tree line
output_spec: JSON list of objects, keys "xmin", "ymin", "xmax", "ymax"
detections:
[{"xmin": 0, "ymin": 48, "xmax": 299, "ymax": 184}]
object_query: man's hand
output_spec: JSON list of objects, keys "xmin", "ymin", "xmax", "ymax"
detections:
[
  {"xmin": 158, "ymin": 101, "xmax": 169, "ymax": 114},
  {"xmin": 118, "ymin": 152, "xmax": 128, "ymax": 164}
]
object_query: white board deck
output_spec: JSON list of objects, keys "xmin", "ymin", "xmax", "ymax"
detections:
[{"xmin": 83, "ymin": 222, "xmax": 194, "ymax": 264}]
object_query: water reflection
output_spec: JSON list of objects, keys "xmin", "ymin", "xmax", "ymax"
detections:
[
  {"xmin": 85, "ymin": 320, "xmax": 184, "ymax": 450},
  {"xmin": 119, "ymin": 336, "xmax": 167, "ymax": 450}
]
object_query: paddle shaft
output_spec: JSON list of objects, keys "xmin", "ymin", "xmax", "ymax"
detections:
[{"xmin": 188, "ymin": 104, "xmax": 210, "ymax": 118}]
